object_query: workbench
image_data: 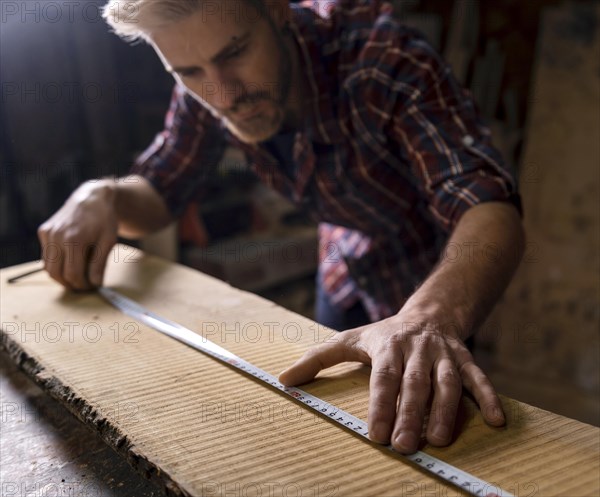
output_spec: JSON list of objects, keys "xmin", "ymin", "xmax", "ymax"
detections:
[{"xmin": 1, "ymin": 246, "xmax": 598, "ymax": 497}]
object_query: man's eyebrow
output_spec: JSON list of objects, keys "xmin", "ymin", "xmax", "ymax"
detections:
[
  {"xmin": 167, "ymin": 32, "xmax": 251, "ymax": 74},
  {"xmin": 212, "ymin": 32, "xmax": 251, "ymax": 63}
]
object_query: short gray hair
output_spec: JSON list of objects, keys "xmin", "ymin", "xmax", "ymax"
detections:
[
  {"xmin": 102, "ymin": 1, "xmax": 206, "ymax": 41},
  {"xmin": 102, "ymin": 0, "xmax": 271, "ymax": 42}
]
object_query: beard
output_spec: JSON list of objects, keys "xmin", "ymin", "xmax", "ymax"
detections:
[{"xmin": 217, "ymin": 28, "xmax": 294, "ymax": 144}]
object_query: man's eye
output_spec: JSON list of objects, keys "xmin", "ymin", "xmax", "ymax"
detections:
[
  {"xmin": 226, "ymin": 44, "xmax": 247, "ymax": 59},
  {"xmin": 179, "ymin": 68, "xmax": 202, "ymax": 78}
]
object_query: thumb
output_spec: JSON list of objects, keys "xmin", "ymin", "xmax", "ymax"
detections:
[
  {"xmin": 88, "ymin": 236, "xmax": 116, "ymax": 287},
  {"xmin": 279, "ymin": 335, "xmax": 359, "ymax": 386}
]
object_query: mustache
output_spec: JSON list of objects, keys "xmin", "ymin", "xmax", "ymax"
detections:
[{"xmin": 230, "ymin": 91, "xmax": 275, "ymax": 111}]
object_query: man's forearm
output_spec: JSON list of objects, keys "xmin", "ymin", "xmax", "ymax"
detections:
[
  {"xmin": 100, "ymin": 175, "xmax": 173, "ymax": 239},
  {"xmin": 402, "ymin": 202, "xmax": 525, "ymax": 340}
]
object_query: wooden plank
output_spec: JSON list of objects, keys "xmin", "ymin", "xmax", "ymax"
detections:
[
  {"xmin": 1, "ymin": 247, "xmax": 599, "ymax": 497},
  {"xmin": 0, "ymin": 348, "xmax": 162, "ymax": 496}
]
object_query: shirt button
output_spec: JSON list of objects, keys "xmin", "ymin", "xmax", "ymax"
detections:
[
  {"xmin": 462, "ymin": 135, "xmax": 475, "ymax": 147},
  {"xmin": 357, "ymin": 276, "xmax": 368, "ymax": 286}
]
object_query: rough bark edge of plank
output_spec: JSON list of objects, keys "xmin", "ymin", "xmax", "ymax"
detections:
[{"xmin": 0, "ymin": 329, "xmax": 192, "ymax": 497}]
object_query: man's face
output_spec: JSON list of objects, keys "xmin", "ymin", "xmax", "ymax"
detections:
[{"xmin": 149, "ymin": 2, "xmax": 293, "ymax": 144}]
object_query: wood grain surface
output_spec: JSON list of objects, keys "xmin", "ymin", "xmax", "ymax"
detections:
[{"xmin": 1, "ymin": 246, "xmax": 598, "ymax": 497}]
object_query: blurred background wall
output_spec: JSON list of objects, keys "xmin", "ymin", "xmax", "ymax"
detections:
[
  {"xmin": 0, "ymin": 0, "xmax": 174, "ymax": 265},
  {"xmin": 1, "ymin": 0, "xmax": 598, "ymax": 426}
]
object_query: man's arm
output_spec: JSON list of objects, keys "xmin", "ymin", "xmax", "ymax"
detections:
[
  {"xmin": 405, "ymin": 201, "xmax": 525, "ymax": 341},
  {"xmin": 279, "ymin": 201, "xmax": 525, "ymax": 453},
  {"xmin": 38, "ymin": 175, "xmax": 172, "ymax": 290},
  {"xmin": 113, "ymin": 175, "xmax": 173, "ymax": 238},
  {"xmin": 38, "ymin": 82, "xmax": 227, "ymax": 290}
]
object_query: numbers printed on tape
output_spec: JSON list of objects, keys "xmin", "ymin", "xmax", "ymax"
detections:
[{"xmin": 99, "ymin": 287, "xmax": 514, "ymax": 497}]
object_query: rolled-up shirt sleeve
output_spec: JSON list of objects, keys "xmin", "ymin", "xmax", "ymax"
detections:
[
  {"xmin": 387, "ymin": 36, "xmax": 522, "ymax": 232},
  {"xmin": 131, "ymin": 83, "xmax": 227, "ymax": 218}
]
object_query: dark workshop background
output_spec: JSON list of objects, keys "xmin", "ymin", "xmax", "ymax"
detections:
[{"xmin": 1, "ymin": 0, "xmax": 598, "ymax": 427}]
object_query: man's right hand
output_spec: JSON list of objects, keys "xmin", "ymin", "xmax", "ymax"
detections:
[{"xmin": 37, "ymin": 180, "xmax": 119, "ymax": 290}]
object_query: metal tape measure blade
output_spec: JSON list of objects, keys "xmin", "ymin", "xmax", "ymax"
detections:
[{"xmin": 98, "ymin": 287, "xmax": 513, "ymax": 497}]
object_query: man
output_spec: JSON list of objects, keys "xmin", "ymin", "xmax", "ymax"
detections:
[{"xmin": 38, "ymin": 0, "xmax": 525, "ymax": 455}]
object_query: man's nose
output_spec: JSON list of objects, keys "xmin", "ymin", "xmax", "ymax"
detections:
[{"xmin": 201, "ymin": 68, "xmax": 244, "ymax": 111}]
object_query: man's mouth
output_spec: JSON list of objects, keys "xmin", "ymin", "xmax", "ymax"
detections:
[{"xmin": 234, "ymin": 101, "xmax": 266, "ymax": 121}]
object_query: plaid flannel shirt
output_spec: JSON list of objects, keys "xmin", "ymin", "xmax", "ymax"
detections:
[{"xmin": 132, "ymin": 0, "xmax": 522, "ymax": 322}]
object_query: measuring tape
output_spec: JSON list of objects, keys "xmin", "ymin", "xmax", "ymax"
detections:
[{"xmin": 99, "ymin": 287, "xmax": 513, "ymax": 497}]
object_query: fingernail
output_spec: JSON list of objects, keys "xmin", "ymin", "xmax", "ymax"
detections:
[
  {"xmin": 432, "ymin": 425, "xmax": 450, "ymax": 442},
  {"xmin": 484, "ymin": 404, "xmax": 506, "ymax": 425},
  {"xmin": 395, "ymin": 431, "xmax": 418, "ymax": 453},
  {"xmin": 278, "ymin": 369, "xmax": 292, "ymax": 385},
  {"xmin": 370, "ymin": 422, "xmax": 389, "ymax": 443}
]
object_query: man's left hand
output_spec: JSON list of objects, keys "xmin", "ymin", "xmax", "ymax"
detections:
[{"xmin": 278, "ymin": 310, "xmax": 506, "ymax": 454}]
